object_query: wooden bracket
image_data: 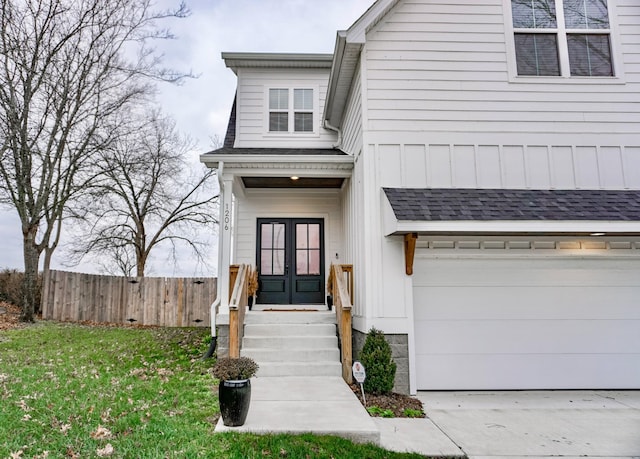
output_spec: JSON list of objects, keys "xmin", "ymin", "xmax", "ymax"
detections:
[{"xmin": 404, "ymin": 233, "xmax": 418, "ymax": 276}]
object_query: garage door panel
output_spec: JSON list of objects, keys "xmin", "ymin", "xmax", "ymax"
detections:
[
  {"xmin": 414, "ymin": 257, "xmax": 640, "ymax": 288},
  {"xmin": 413, "ymin": 251, "xmax": 640, "ymax": 390},
  {"xmin": 414, "ymin": 286, "xmax": 640, "ymax": 320},
  {"xmin": 415, "ymin": 319, "xmax": 640, "ymax": 354},
  {"xmin": 416, "ymin": 354, "xmax": 640, "ymax": 390}
]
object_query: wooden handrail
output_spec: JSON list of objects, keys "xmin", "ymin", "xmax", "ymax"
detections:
[
  {"xmin": 328, "ymin": 264, "xmax": 353, "ymax": 384},
  {"xmin": 228, "ymin": 264, "xmax": 249, "ymax": 358}
]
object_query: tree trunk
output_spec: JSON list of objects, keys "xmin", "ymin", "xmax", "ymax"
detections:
[{"xmin": 21, "ymin": 227, "xmax": 42, "ymax": 322}]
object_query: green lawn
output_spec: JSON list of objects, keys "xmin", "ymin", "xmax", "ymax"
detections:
[{"xmin": 0, "ymin": 322, "xmax": 428, "ymax": 458}]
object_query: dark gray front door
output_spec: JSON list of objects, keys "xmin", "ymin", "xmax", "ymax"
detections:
[{"xmin": 257, "ymin": 218, "xmax": 324, "ymax": 304}]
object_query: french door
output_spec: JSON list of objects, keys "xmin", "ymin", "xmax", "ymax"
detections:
[{"xmin": 256, "ymin": 218, "xmax": 325, "ymax": 304}]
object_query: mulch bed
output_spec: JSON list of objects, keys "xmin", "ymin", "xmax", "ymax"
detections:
[{"xmin": 349, "ymin": 383, "xmax": 425, "ymax": 418}]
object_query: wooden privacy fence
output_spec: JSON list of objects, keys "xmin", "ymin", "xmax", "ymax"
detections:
[{"xmin": 42, "ymin": 270, "xmax": 216, "ymax": 327}]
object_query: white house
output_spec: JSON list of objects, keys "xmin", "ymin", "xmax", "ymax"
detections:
[{"xmin": 201, "ymin": 0, "xmax": 640, "ymax": 394}]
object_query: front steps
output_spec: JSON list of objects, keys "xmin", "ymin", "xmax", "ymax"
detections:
[{"xmin": 241, "ymin": 311, "xmax": 342, "ymax": 377}]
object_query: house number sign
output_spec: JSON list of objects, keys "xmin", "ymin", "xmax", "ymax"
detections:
[{"xmin": 224, "ymin": 203, "xmax": 230, "ymax": 231}]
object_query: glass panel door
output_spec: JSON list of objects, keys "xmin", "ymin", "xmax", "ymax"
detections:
[{"xmin": 256, "ymin": 218, "xmax": 324, "ymax": 305}]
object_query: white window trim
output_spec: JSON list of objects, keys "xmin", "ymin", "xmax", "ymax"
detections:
[
  {"xmin": 503, "ymin": 0, "xmax": 626, "ymax": 84},
  {"xmin": 264, "ymin": 85, "xmax": 321, "ymax": 137}
]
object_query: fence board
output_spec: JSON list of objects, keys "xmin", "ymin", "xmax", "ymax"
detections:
[{"xmin": 43, "ymin": 270, "xmax": 216, "ymax": 327}]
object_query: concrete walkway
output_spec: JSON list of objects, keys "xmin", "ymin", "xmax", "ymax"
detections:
[
  {"xmin": 213, "ymin": 373, "xmax": 640, "ymax": 458},
  {"xmin": 377, "ymin": 390, "xmax": 640, "ymax": 458},
  {"xmin": 214, "ymin": 376, "xmax": 379, "ymax": 444}
]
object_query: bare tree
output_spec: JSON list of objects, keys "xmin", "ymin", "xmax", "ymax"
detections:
[
  {"xmin": 0, "ymin": 0, "xmax": 191, "ymax": 321},
  {"xmin": 69, "ymin": 110, "xmax": 218, "ymax": 277}
]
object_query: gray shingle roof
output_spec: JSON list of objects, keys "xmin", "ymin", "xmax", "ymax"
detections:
[{"xmin": 383, "ymin": 188, "xmax": 640, "ymax": 221}]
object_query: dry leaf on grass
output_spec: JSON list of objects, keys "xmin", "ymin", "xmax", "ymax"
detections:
[
  {"xmin": 90, "ymin": 425, "xmax": 112, "ymax": 440},
  {"xmin": 96, "ymin": 444, "xmax": 114, "ymax": 457}
]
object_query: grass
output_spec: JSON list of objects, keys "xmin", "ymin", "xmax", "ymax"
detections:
[{"xmin": 0, "ymin": 322, "xmax": 428, "ymax": 458}]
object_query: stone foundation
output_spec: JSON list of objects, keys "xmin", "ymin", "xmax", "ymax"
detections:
[
  {"xmin": 352, "ymin": 329, "xmax": 409, "ymax": 394},
  {"xmin": 216, "ymin": 324, "xmax": 229, "ymax": 358}
]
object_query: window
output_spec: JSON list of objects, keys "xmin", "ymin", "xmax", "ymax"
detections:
[
  {"xmin": 294, "ymin": 89, "xmax": 313, "ymax": 132},
  {"xmin": 511, "ymin": 0, "xmax": 613, "ymax": 77},
  {"xmin": 267, "ymin": 87, "xmax": 314, "ymax": 133},
  {"xmin": 269, "ymin": 89, "xmax": 289, "ymax": 132}
]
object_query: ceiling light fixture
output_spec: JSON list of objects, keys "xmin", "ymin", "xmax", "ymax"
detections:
[
  {"xmin": 290, "ymin": 176, "xmax": 299, "ymax": 181},
  {"xmin": 590, "ymin": 232, "xmax": 605, "ymax": 236}
]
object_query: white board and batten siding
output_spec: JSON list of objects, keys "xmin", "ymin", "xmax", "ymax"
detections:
[
  {"xmin": 361, "ymin": 0, "xmax": 640, "ymax": 190},
  {"xmin": 412, "ymin": 242, "xmax": 640, "ymax": 390},
  {"xmin": 234, "ymin": 68, "xmax": 338, "ymax": 149}
]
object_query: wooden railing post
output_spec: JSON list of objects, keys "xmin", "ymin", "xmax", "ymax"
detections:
[
  {"xmin": 229, "ymin": 265, "xmax": 239, "ymax": 301},
  {"xmin": 228, "ymin": 264, "xmax": 250, "ymax": 358},
  {"xmin": 330, "ymin": 264, "xmax": 354, "ymax": 385}
]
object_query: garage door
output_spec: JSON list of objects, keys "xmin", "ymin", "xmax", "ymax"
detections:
[{"xmin": 413, "ymin": 249, "xmax": 640, "ymax": 390}]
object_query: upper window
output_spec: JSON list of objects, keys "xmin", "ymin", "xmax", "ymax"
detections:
[
  {"xmin": 511, "ymin": 0, "xmax": 613, "ymax": 77},
  {"xmin": 268, "ymin": 88, "xmax": 314, "ymax": 133}
]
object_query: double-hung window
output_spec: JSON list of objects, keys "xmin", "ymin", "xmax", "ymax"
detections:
[
  {"xmin": 511, "ymin": 0, "xmax": 614, "ymax": 77},
  {"xmin": 269, "ymin": 89, "xmax": 289, "ymax": 132},
  {"xmin": 268, "ymin": 88, "xmax": 314, "ymax": 133}
]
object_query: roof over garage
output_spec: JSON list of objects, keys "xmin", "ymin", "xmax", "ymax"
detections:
[
  {"xmin": 384, "ymin": 188, "xmax": 640, "ymax": 222},
  {"xmin": 383, "ymin": 187, "xmax": 640, "ymax": 275}
]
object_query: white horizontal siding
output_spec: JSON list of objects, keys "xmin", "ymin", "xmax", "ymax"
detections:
[
  {"xmin": 235, "ymin": 68, "xmax": 338, "ymax": 148},
  {"xmin": 363, "ymin": 0, "xmax": 640, "ymax": 141}
]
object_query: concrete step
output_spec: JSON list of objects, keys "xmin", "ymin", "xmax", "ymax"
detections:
[
  {"xmin": 244, "ymin": 323, "xmax": 336, "ymax": 337},
  {"xmin": 242, "ymin": 347, "xmax": 340, "ymax": 362},
  {"xmin": 245, "ymin": 311, "xmax": 335, "ymax": 325},
  {"xmin": 242, "ymin": 335, "xmax": 338, "ymax": 349},
  {"xmin": 256, "ymin": 361, "xmax": 343, "ymax": 377}
]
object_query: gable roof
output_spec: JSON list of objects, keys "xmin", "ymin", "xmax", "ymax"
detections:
[
  {"xmin": 383, "ymin": 188, "xmax": 640, "ymax": 236},
  {"xmin": 324, "ymin": 0, "xmax": 401, "ymax": 127}
]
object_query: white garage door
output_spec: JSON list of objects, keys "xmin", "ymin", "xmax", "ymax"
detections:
[{"xmin": 413, "ymin": 249, "xmax": 640, "ymax": 390}]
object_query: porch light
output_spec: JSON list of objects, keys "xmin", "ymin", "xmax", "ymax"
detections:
[
  {"xmin": 590, "ymin": 232, "xmax": 606, "ymax": 236},
  {"xmin": 290, "ymin": 176, "xmax": 299, "ymax": 181}
]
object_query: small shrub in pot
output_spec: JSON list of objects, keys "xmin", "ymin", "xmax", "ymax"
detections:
[
  {"xmin": 212, "ymin": 357, "xmax": 259, "ymax": 381},
  {"xmin": 212, "ymin": 357, "xmax": 259, "ymax": 427}
]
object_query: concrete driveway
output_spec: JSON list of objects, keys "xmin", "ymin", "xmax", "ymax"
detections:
[{"xmin": 376, "ymin": 390, "xmax": 640, "ymax": 458}]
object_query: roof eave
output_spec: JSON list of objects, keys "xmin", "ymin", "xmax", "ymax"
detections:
[
  {"xmin": 324, "ymin": 0, "xmax": 401, "ymax": 128},
  {"xmin": 324, "ymin": 34, "xmax": 362, "ymax": 128},
  {"xmin": 384, "ymin": 220, "xmax": 640, "ymax": 237},
  {"xmin": 222, "ymin": 52, "xmax": 334, "ymax": 74},
  {"xmin": 200, "ymin": 153, "xmax": 354, "ymax": 168}
]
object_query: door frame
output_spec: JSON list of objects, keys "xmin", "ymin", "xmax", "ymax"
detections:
[{"xmin": 255, "ymin": 218, "xmax": 325, "ymax": 304}]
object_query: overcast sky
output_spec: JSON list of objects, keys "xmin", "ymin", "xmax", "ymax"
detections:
[{"xmin": 0, "ymin": 0, "xmax": 374, "ymax": 277}]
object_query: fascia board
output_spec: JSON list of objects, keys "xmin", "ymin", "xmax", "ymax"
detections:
[
  {"xmin": 222, "ymin": 52, "xmax": 333, "ymax": 71},
  {"xmin": 346, "ymin": 0, "xmax": 401, "ymax": 43},
  {"xmin": 201, "ymin": 154, "xmax": 354, "ymax": 165},
  {"xmin": 324, "ymin": 32, "xmax": 348, "ymax": 125},
  {"xmin": 200, "ymin": 155, "xmax": 354, "ymax": 177},
  {"xmin": 384, "ymin": 220, "xmax": 640, "ymax": 237}
]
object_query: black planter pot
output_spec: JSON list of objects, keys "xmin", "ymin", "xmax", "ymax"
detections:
[
  {"xmin": 326, "ymin": 295, "xmax": 333, "ymax": 311},
  {"xmin": 219, "ymin": 379, "xmax": 251, "ymax": 426},
  {"xmin": 248, "ymin": 296, "xmax": 254, "ymax": 311}
]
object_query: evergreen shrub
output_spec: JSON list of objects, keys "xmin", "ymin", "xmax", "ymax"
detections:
[{"xmin": 359, "ymin": 327, "xmax": 396, "ymax": 394}]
